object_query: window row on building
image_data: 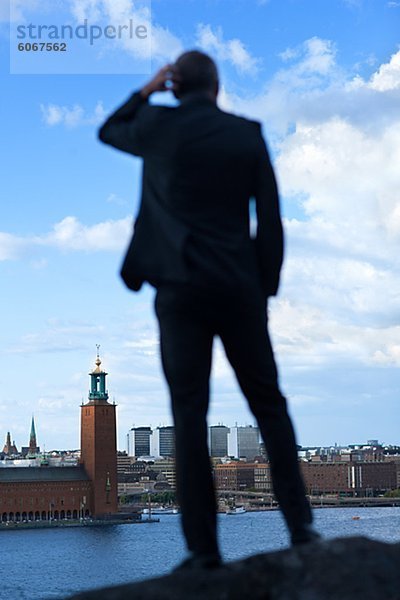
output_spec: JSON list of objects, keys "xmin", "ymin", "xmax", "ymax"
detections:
[{"xmin": 1, "ymin": 509, "xmax": 90, "ymax": 523}]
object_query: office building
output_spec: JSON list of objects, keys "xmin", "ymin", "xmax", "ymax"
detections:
[
  {"xmin": 127, "ymin": 427, "xmax": 152, "ymax": 457},
  {"xmin": 151, "ymin": 426, "xmax": 175, "ymax": 458},
  {"xmin": 228, "ymin": 426, "xmax": 260, "ymax": 460},
  {"xmin": 208, "ymin": 425, "xmax": 229, "ymax": 457}
]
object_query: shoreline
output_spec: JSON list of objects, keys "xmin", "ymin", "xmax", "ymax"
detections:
[
  {"xmin": 2, "ymin": 502, "xmax": 399, "ymax": 530},
  {"xmin": 0, "ymin": 516, "xmax": 159, "ymax": 531}
]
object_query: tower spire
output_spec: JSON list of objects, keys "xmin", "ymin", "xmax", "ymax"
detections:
[
  {"xmin": 88, "ymin": 346, "xmax": 109, "ymax": 403},
  {"xmin": 2, "ymin": 432, "xmax": 11, "ymax": 454},
  {"xmin": 28, "ymin": 415, "xmax": 38, "ymax": 457},
  {"xmin": 30, "ymin": 415, "xmax": 36, "ymax": 441}
]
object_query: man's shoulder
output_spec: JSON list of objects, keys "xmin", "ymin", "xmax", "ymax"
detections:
[
  {"xmin": 217, "ymin": 108, "xmax": 262, "ymax": 132},
  {"xmin": 142, "ymin": 100, "xmax": 261, "ymax": 130}
]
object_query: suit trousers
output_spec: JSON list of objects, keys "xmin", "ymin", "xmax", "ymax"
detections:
[{"xmin": 155, "ymin": 283, "xmax": 312, "ymax": 555}]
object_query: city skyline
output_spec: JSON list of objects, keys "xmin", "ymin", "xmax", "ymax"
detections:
[
  {"xmin": 1, "ymin": 409, "xmax": 395, "ymax": 454},
  {"xmin": 1, "ymin": 1, "xmax": 399, "ymax": 449}
]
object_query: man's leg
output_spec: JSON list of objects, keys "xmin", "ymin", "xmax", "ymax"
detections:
[
  {"xmin": 155, "ymin": 285, "xmax": 220, "ymax": 558},
  {"xmin": 218, "ymin": 298, "xmax": 313, "ymax": 538}
]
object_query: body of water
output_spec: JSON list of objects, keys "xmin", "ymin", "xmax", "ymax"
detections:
[{"xmin": 1, "ymin": 507, "xmax": 399, "ymax": 600}]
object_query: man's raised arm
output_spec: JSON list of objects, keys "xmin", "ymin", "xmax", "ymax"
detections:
[{"xmin": 98, "ymin": 64, "xmax": 176, "ymax": 156}]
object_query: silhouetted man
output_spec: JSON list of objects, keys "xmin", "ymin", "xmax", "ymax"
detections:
[{"xmin": 99, "ymin": 50, "xmax": 318, "ymax": 569}]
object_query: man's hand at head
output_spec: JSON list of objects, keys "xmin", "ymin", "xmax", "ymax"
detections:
[{"xmin": 140, "ymin": 64, "xmax": 182, "ymax": 100}]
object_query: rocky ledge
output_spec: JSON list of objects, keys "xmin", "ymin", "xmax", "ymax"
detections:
[{"xmin": 66, "ymin": 536, "xmax": 400, "ymax": 600}]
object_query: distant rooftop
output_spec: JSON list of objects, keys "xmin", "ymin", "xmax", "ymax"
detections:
[{"xmin": 0, "ymin": 466, "xmax": 89, "ymax": 483}]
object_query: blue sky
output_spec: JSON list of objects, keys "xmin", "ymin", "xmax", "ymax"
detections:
[{"xmin": 1, "ymin": 0, "xmax": 399, "ymax": 451}]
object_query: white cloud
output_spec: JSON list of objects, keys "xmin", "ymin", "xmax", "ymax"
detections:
[
  {"xmin": 211, "ymin": 42, "xmax": 400, "ymax": 379},
  {"xmin": 69, "ymin": 0, "xmax": 183, "ymax": 62},
  {"xmin": 46, "ymin": 215, "xmax": 132, "ymax": 251},
  {"xmin": 196, "ymin": 23, "xmax": 261, "ymax": 75},
  {"xmin": 369, "ymin": 49, "xmax": 400, "ymax": 91},
  {"xmin": 273, "ymin": 112, "xmax": 400, "ymax": 349},
  {"xmin": 149, "ymin": 23, "xmax": 184, "ymax": 63},
  {"xmin": 270, "ymin": 299, "xmax": 400, "ymax": 368},
  {"xmin": 40, "ymin": 101, "xmax": 106, "ymax": 127},
  {"xmin": 276, "ymin": 118, "xmax": 400, "ymax": 238},
  {"xmin": 279, "ymin": 47, "xmax": 300, "ymax": 62},
  {"xmin": 220, "ymin": 44, "xmax": 400, "ymax": 140},
  {"xmin": 0, "ymin": 215, "xmax": 132, "ymax": 261},
  {"xmin": 279, "ymin": 37, "xmax": 336, "ymax": 77},
  {"xmin": 217, "ymin": 37, "xmax": 341, "ymax": 135}
]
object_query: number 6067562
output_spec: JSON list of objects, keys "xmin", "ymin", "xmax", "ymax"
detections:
[{"xmin": 17, "ymin": 42, "xmax": 67, "ymax": 51}]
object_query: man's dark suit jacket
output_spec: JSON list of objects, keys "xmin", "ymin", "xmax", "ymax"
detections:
[{"xmin": 98, "ymin": 91, "xmax": 284, "ymax": 297}]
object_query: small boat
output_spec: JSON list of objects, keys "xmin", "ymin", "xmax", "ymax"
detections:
[
  {"xmin": 142, "ymin": 507, "xmax": 179, "ymax": 515},
  {"xmin": 352, "ymin": 516, "xmax": 361, "ymax": 520},
  {"xmin": 226, "ymin": 506, "xmax": 246, "ymax": 515}
]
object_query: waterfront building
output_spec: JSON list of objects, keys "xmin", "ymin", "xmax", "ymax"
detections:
[
  {"xmin": 208, "ymin": 425, "xmax": 229, "ymax": 457},
  {"xmin": 227, "ymin": 426, "xmax": 260, "ymax": 461},
  {"xmin": 389, "ymin": 455, "xmax": 400, "ymax": 488},
  {"xmin": 214, "ymin": 462, "xmax": 257, "ymax": 491},
  {"xmin": 254, "ymin": 463, "xmax": 273, "ymax": 492},
  {"xmin": 300, "ymin": 460, "xmax": 397, "ymax": 496},
  {"xmin": 0, "ymin": 351, "xmax": 118, "ymax": 523},
  {"xmin": 127, "ymin": 426, "xmax": 152, "ymax": 457}
]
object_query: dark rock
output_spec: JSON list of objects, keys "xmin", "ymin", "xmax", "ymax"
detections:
[{"xmin": 65, "ymin": 537, "xmax": 400, "ymax": 600}]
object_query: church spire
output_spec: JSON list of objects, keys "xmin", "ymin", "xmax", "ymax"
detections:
[
  {"xmin": 28, "ymin": 415, "xmax": 38, "ymax": 457},
  {"xmin": 3, "ymin": 432, "xmax": 11, "ymax": 454},
  {"xmin": 2, "ymin": 432, "xmax": 19, "ymax": 456},
  {"xmin": 30, "ymin": 416, "xmax": 36, "ymax": 442}
]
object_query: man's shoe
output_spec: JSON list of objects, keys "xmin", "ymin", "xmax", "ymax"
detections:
[
  {"xmin": 173, "ymin": 552, "xmax": 222, "ymax": 572},
  {"xmin": 291, "ymin": 524, "xmax": 321, "ymax": 546}
]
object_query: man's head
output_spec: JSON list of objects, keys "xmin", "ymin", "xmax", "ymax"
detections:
[{"xmin": 172, "ymin": 50, "xmax": 219, "ymax": 101}]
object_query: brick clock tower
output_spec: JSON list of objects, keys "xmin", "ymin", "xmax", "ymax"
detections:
[{"xmin": 80, "ymin": 348, "xmax": 118, "ymax": 517}]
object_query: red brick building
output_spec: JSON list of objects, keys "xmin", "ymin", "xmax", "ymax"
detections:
[
  {"xmin": 0, "ymin": 352, "xmax": 118, "ymax": 523},
  {"xmin": 213, "ymin": 462, "xmax": 272, "ymax": 492},
  {"xmin": 0, "ymin": 467, "xmax": 92, "ymax": 522},
  {"xmin": 300, "ymin": 460, "xmax": 397, "ymax": 496}
]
